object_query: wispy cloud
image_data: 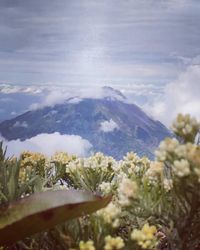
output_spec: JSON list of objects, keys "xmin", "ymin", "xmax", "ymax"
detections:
[{"xmin": 0, "ymin": 0, "xmax": 200, "ymax": 86}]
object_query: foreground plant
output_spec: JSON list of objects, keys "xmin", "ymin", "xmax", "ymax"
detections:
[
  {"xmin": 0, "ymin": 144, "xmax": 111, "ymax": 248},
  {"xmin": 0, "ymin": 113, "xmax": 199, "ymax": 250}
]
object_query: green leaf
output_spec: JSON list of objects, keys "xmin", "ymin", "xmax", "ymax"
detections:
[{"xmin": 0, "ymin": 189, "xmax": 111, "ymax": 245}]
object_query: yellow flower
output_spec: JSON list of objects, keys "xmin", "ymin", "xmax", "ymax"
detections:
[
  {"xmin": 51, "ymin": 151, "xmax": 73, "ymax": 165},
  {"xmin": 104, "ymin": 236, "xmax": 124, "ymax": 250},
  {"xmin": 79, "ymin": 240, "xmax": 95, "ymax": 250},
  {"xmin": 131, "ymin": 223, "xmax": 157, "ymax": 249},
  {"xmin": 20, "ymin": 151, "xmax": 46, "ymax": 177},
  {"xmin": 142, "ymin": 224, "xmax": 157, "ymax": 239}
]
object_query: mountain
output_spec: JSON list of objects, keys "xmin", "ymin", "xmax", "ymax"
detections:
[{"xmin": 0, "ymin": 88, "xmax": 170, "ymax": 159}]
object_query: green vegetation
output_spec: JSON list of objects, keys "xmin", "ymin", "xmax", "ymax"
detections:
[{"xmin": 0, "ymin": 114, "xmax": 200, "ymax": 250}]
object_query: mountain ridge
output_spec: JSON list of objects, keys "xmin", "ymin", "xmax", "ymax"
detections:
[{"xmin": 0, "ymin": 93, "xmax": 170, "ymax": 159}]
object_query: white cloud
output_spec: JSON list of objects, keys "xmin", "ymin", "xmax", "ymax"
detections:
[
  {"xmin": 146, "ymin": 64, "xmax": 200, "ymax": 126},
  {"xmin": 68, "ymin": 97, "xmax": 83, "ymax": 104},
  {"xmin": 0, "ymin": 84, "xmax": 45, "ymax": 94},
  {"xmin": 0, "ymin": 132, "xmax": 92, "ymax": 157},
  {"xmin": 100, "ymin": 119, "xmax": 119, "ymax": 132},
  {"xmin": 29, "ymin": 89, "xmax": 71, "ymax": 110},
  {"xmin": 13, "ymin": 121, "xmax": 28, "ymax": 128},
  {"xmin": 11, "ymin": 111, "xmax": 17, "ymax": 116},
  {"xmin": 30, "ymin": 85, "xmax": 127, "ymax": 109}
]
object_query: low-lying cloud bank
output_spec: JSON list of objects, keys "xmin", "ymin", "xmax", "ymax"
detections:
[{"xmin": 0, "ymin": 132, "xmax": 92, "ymax": 157}]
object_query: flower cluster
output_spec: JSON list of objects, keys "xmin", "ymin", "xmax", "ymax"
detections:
[
  {"xmin": 66, "ymin": 153, "xmax": 117, "ymax": 173},
  {"xmin": 172, "ymin": 113, "xmax": 200, "ymax": 142},
  {"xmin": 104, "ymin": 236, "xmax": 124, "ymax": 250},
  {"xmin": 79, "ymin": 240, "xmax": 95, "ymax": 250},
  {"xmin": 131, "ymin": 223, "xmax": 158, "ymax": 249},
  {"xmin": 155, "ymin": 138, "xmax": 179, "ymax": 162},
  {"xmin": 63, "ymin": 153, "xmax": 117, "ymax": 191},
  {"xmin": 118, "ymin": 178, "xmax": 138, "ymax": 206},
  {"xmin": 19, "ymin": 151, "xmax": 47, "ymax": 181},
  {"xmin": 144, "ymin": 161, "xmax": 164, "ymax": 185},
  {"xmin": 173, "ymin": 159, "xmax": 190, "ymax": 177},
  {"xmin": 51, "ymin": 151, "xmax": 75, "ymax": 165},
  {"xmin": 96, "ymin": 202, "xmax": 121, "ymax": 228},
  {"xmin": 120, "ymin": 152, "xmax": 150, "ymax": 175},
  {"xmin": 156, "ymin": 137, "xmax": 200, "ymax": 181},
  {"xmin": 99, "ymin": 182, "xmax": 113, "ymax": 195}
]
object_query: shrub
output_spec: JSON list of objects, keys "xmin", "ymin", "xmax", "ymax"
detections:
[{"xmin": 0, "ymin": 113, "xmax": 200, "ymax": 250}]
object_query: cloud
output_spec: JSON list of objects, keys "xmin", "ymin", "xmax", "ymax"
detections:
[
  {"xmin": 100, "ymin": 119, "xmax": 119, "ymax": 132},
  {"xmin": 29, "ymin": 85, "xmax": 127, "ymax": 109},
  {"xmin": 29, "ymin": 90, "xmax": 71, "ymax": 109},
  {"xmin": 0, "ymin": 1, "xmax": 200, "ymax": 85},
  {"xmin": 0, "ymin": 84, "xmax": 45, "ymax": 94},
  {"xmin": 146, "ymin": 64, "xmax": 200, "ymax": 126},
  {"xmin": 13, "ymin": 121, "xmax": 28, "ymax": 128},
  {"xmin": 1, "ymin": 132, "xmax": 92, "ymax": 157}
]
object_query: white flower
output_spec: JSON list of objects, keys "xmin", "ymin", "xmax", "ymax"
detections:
[
  {"xmin": 173, "ymin": 159, "xmax": 190, "ymax": 177},
  {"xmin": 119, "ymin": 178, "xmax": 138, "ymax": 198},
  {"xmin": 163, "ymin": 178, "xmax": 173, "ymax": 191},
  {"xmin": 172, "ymin": 114, "xmax": 200, "ymax": 140},
  {"xmin": 155, "ymin": 138, "xmax": 179, "ymax": 162},
  {"xmin": 118, "ymin": 178, "xmax": 138, "ymax": 206},
  {"xmin": 145, "ymin": 161, "xmax": 164, "ymax": 185},
  {"xmin": 99, "ymin": 182, "xmax": 112, "ymax": 194}
]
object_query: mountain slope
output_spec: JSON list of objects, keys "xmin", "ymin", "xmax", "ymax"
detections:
[{"xmin": 0, "ymin": 96, "xmax": 170, "ymax": 159}]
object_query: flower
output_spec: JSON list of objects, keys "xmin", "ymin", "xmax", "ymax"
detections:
[
  {"xmin": 124, "ymin": 152, "xmax": 139, "ymax": 162},
  {"xmin": 173, "ymin": 159, "xmax": 190, "ymax": 177},
  {"xmin": 118, "ymin": 178, "xmax": 138, "ymax": 205},
  {"xmin": 79, "ymin": 240, "xmax": 95, "ymax": 250},
  {"xmin": 97, "ymin": 202, "xmax": 121, "ymax": 227},
  {"xmin": 174, "ymin": 143, "xmax": 193, "ymax": 158},
  {"xmin": 131, "ymin": 223, "xmax": 157, "ymax": 249},
  {"xmin": 119, "ymin": 178, "xmax": 138, "ymax": 198},
  {"xmin": 172, "ymin": 114, "xmax": 200, "ymax": 142},
  {"xmin": 145, "ymin": 161, "xmax": 164, "ymax": 184},
  {"xmin": 51, "ymin": 151, "xmax": 73, "ymax": 165},
  {"xmin": 155, "ymin": 138, "xmax": 179, "ymax": 162},
  {"xmin": 188, "ymin": 145, "xmax": 200, "ymax": 166},
  {"xmin": 99, "ymin": 182, "xmax": 113, "ymax": 194},
  {"xmin": 104, "ymin": 236, "xmax": 124, "ymax": 250},
  {"xmin": 19, "ymin": 151, "xmax": 47, "ymax": 180},
  {"xmin": 163, "ymin": 178, "xmax": 173, "ymax": 191}
]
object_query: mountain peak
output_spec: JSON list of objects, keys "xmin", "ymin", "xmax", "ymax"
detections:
[
  {"xmin": 101, "ymin": 86, "xmax": 126, "ymax": 100},
  {"xmin": 0, "ymin": 96, "xmax": 171, "ymax": 159},
  {"xmin": 65, "ymin": 86, "xmax": 126, "ymax": 105}
]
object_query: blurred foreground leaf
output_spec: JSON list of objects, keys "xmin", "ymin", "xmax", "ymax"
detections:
[{"xmin": 0, "ymin": 189, "xmax": 111, "ymax": 245}]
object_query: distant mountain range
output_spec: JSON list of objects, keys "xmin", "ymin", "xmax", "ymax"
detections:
[{"xmin": 0, "ymin": 87, "xmax": 170, "ymax": 159}]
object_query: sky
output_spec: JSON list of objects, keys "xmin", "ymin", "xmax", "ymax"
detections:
[{"xmin": 0, "ymin": 0, "xmax": 200, "ymax": 126}]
